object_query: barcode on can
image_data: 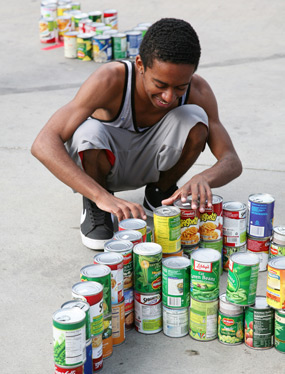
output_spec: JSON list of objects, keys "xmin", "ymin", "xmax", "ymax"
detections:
[
  {"xmin": 250, "ymin": 225, "xmax": 265, "ymax": 237},
  {"xmin": 226, "ymin": 237, "xmax": 238, "ymax": 243},
  {"xmin": 167, "ymin": 297, "xmax": 181, "ymax": 307}
]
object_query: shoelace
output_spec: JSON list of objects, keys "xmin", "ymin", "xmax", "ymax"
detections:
[{"xmin": 86, "ymin": 199, "xmax": 105, "ymax": 226}]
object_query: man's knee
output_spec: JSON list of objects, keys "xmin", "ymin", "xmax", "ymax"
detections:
[{"xmin": 186, "ymin": 122, "xmax": 208, "ymax": 151}]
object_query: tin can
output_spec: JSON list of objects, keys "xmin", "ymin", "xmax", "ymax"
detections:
[
  {"xmin": 64, "ymin": 31, "xmax": 78, "ymax": 58},
  {"xmin": 226, "ymin": 252, "xmax": 259, "ymax": 306},
  {"xmin": 219, "ymin": 293, "xmax": 243, "ymax": 315},
  {"xmin": 154, "ymin": 206, "xmax": 181, "ymax": 254},
  {"xmin": 163, "ymin": 249, "xmax": 184, "ymax": 258},
  {"xmin": 112, "ymin": 33, "xmax": 127, "ymax": 59},
  {"xmin": 41, "ymin": 2, "xmax": 57, "ymax": 19},
  {"xmin": 182, "ymin": 244, "xmax": 199, "ymax": 259},
  {"xmin": 223, "ymin": 244, "xmax": 246, "ymax": 271},
  {"xmin": 54, "ymin": 363, "xmax": 83, "ymax": 374},
  {"xmin": 272, "ymin": 226, "xmax": 285, "ymax": 246},
  {"xmin": 134, "ymin": 291, "xmax": 162, "ymax": 334},
  {"xmin": 74, "ymin": 12, "xmax": 89, "ymax": 31},
  {"xmin": 77, "ymin": 33, "xmax": 93, "ymax": 60},
  {"xmin": 270, "ymin": 242, "xmax": 285, "ymax": 258},
  {"xmin": 53, "ymin": 308, "xmax": 86, "ymax": 367},
  {"xmin": 133, "ymin": 242, "xmax": 162, "ymax": 293},
  {"xmin": 103, "ymin": 9, "xmax": 118, "ymax": 29},
  {"xmin": 266, "ymin": 256, "xmax": 285, "ymax": 309},
  {"xmin": 112, "ymin": 301, "xmax": 125, "ymax": 345},
  {"xmin": 162, "ymin": 256, "xmax": 190, "ymax": 308},
  {"xmin": 275, "ymin": 309, "xmax": 285, "ymax": 353},
  {"xmin": 244, "ymin": 296, "xmax": 274, "ymax": 349},
  {"xmin": 133, "ymin": 26, "xmax": 148, "ymax": 38},
  {"xmin": 71, "ymin": 281, "xmax": 104, "ymax": 337},
  {"xmin": 119, "ymin": 218, "xmax": 147, "ymax": 242},
  {"xmin": 247, "ymin": 193, "xmax": 275, "ymax": 238},
  {"xmin": 124, "ymin": 288, "xmax": 134, "ymax": 330},
  {"xmin": 57, "ymin": 15, "xmax": 72, "ymax": 41},
  {"xmin": 102, "ymin": 313, "xmax": 112, "ymax": 359},
  {"xmin": 189, "ymin": 297, "xmax": 218, "ymax": 341},
  {"xmin": 61, "ymin": 299, "xmax": 91, "ymax": 341},
  {"xmin": 78, "ymin": 18, "xmax": 92, "ymax": 33},
  {"xmin": 218, "ymin": 311, "xmax": 244, "ymax": 345},
  {"xmin": 174, "ymin": 197, "xmax": 200, "ymax": 247},
  {"xmin": 57, "ymin": 1, "xmax": 71, "ymax": 16},
  {"xmin": 63, "ymin": 9, "xmax": 81, "ymax": 29},
  {"xmin": 91, "ymin": 334, "xmax": 103, "ymax": 371},
  {"xmin": 199, "ymin": 238, "xmax": 223, "ymax": 275},
  {"xmin": 39, "ymin": 17, "xmax": 56, "ymax": 43},
  {"xmin": 223, "ymin": 201, "xmax": 247, "ymax": 246},
  {"xmin": 126, "ymin": 30, "xmax": 142, "ymax": 58},
  {"xmin": 84, "ymin": 338, "xmax": 92, "ymax": 374},
  {"xmin": 104, "ymin": 239, "xmax": 133, "ymax": 290},
  {"xmin": 247, "ymin": 235, "xmax": 270, "ymax": 252},
  {"xmin": 146, "ymin": 226, "xmax": 153, "ymax": 242},
  {"xmin": 190, "ymin": 248, "xmax": 221, "ymax": 301},
  {"xmin": 88, "ymin": 11, "xmax": 103, "ymax": 23},
  {"xmin": 113, "ymin": 229, "xmax": 143, "ymax": 246},
  {"xmin": 93, "ymin": 252, "xmax": 124, "ymax": 304},
  {"xmin": 163, "ymin": 306, "xmax": 189, "ymax": 337},
  {"xmin": 80, "ymin": 264, "xmax": 112, "ymax": 317},
  {"xmin": 200, "ymin": 195, "xmax": 223, "ymax": 241}
]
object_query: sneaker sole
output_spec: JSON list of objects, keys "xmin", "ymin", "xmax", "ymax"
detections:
[{"xmin": 80, "ymin": 232, "xmax": 111, "ymax": 250}]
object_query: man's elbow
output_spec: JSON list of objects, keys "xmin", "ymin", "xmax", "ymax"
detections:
[{"xmin": 234, "ymin": 156, "xmax": 243, "ymax": 178}]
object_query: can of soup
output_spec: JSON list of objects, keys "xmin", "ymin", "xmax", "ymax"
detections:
[
  {"xmin": 103, "ymin": 9, "xmax": 118, "ymax": 29},
  {"xmin": 266, "ymin": 256, "xmax": 285, "ymax": 310},
  {"xmin": 77, "ymin": 33, "xmax": 93, "ymax": 60},
  {"xmin": 163, "ymin": 306, "xmax": 189, "ymax": 337},
  {"xmin": 126, "ymin": 30, "xmax": 142, "ymax": 58},
  {"xmin": 200, "ymin": 195, "xmax": 223, "ymax": 241},
  {"xmin": 247, "ymin": 193, "xmax": 275, "ymax": 238},
  {"xmin": 134, "ymin": 291, "xmax": 162, "ymax": 334},
  {"xmin": 39, "ymin": 17, "xmax": 56, "ymax": 43},
  {"xmin": 189, "ymin": 297, "xmax": 218, "ymax": 341},
  {"xmin": 92, "ymin": 35, "xmax": 112, "ymax": 62},
  {"xmin": 223, "ymin": 201, "xmax": 247, "ymax": 246}
]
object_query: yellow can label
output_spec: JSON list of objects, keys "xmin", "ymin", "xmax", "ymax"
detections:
[
  {"xmin": 154, "ymin": 213, "xmax": 181, "ymax": 254},
  {"xmin": 266, "ymin": 265, "xmax": 285, "ymax": 309}
]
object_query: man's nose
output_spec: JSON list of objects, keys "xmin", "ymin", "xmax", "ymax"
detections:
[{"xmin": 161, "ymin": 88, "xmax": 176, "ymax": 103}]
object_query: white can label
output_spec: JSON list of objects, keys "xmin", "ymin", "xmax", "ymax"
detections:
[{"xmin": 53, "ymin": 326, "xmax": 85, "ymax": 365}]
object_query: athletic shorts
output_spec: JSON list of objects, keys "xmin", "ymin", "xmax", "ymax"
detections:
[{"xmin": 65, "ymin": 104, "xmax": 208, "ymax": 192}]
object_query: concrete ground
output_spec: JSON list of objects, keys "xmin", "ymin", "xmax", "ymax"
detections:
[{"xmin": 1, "ymin": 0, "xmax": 285, "ymax": 373}]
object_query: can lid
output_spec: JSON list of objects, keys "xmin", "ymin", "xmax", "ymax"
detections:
[
  {"xmin": 53, "ymin": 307, "xmax": 85, "ymax": 325},
  {"xmin": 223, "ymin": 201, "xmax": 246, "ymax": 211},
  {"xmin": 119, "ymin": 218, "xmax": 146, "ymax": 230},
  {"xmin": 80, "ymin": 264, "xmax": 111, "ymax": 277},
  {"xmin": 72, "ymin": 280, "xmax": 103, "ymax": 296},
  {"xmin": 134, "ymin": 242, "xmax": 162, "ymax": 256},
  {"xmin": 173, "ymin": 196, "xmax": 197, "ymax": 209},
  {"xmin": 104, "ymin": 30, "xmax": 118, "ymax": 36},
  {"xmin": 94, "ymin": 34, "xmax": 111, "ymax": 40},
  {"xmin": 248, "ymin": 296, "xmax": 269, "ymax": 310},
  {"xmin": 104, "ymin": 239, "xmax": 133, "ymax": 253},
  {"xmin": 77, "ymin": 32, "xmax": 95, "ymax": 38},
  {"xmin": 114, "ymin": 229, "xmax": 142, "ymax": 242},
  {"xmin": 64, "ymin": 31, "xmax": 78, "ymax": 37},
  {"xmin": 191, "ymin": 248, "xmax": 221, "ymax": 262},
  {"xmin": 219, "ymin": 293, "xmax": 244, "ymax": 314},
  {"xmin": 61, "ymin": 299, "xmax": 90, "ymax": 312},
  {"xmin": 126, "ymin": 30, "xmax": 142, "ymax": 36},
  {"xmin": 94, "ymin": 252, "xmax": 124, "ymax": 265},
  {"xmin": 268, "ymin": 256, "xmax": 285, "ymax": 269},
  {"xmin": 113, "ymin": 32, "xmax": 126, "ymax": 38},
  {"xmin": 154, "ymin": 206, "xmax": 180, "ymax": 217},
  {"xmin": 162, "ymin": 256, "xmax": 190, "ymax": 269},
  {"xmin": 273, "ymin": 226, "xmax": 285, "ymax": 240},
  {"xmin": 230, "ymin": 252, "xmax": 260, "ymax": 265},
  {"xmin": 249, "ymin": 193, "xmax": 275, "ymax": 204}
]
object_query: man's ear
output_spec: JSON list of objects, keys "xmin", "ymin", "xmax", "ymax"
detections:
[{"xmin": 135, "ymin": 55, "xmax": 145, "ymax": 74}]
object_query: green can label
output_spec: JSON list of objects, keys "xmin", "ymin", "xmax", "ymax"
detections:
[
  {"xmin": 199, "ymin": 239, "xmax": 223, "ymax": 275},
  {"xmin": 190, "ymin": 259, "xmax": 220, "ymax": 301},
  {"xmin": 245, "ymin": 307, "xmax": 274, "ymax": 348},
  {"xmin": 133, "ymin": 252, "xmax": 162, "ymax": 293},
  {"xmin": 218, "ymin": 312, "xmax": 244, "ymax": 345},
  {"xmin": 103, "ymin": 313, "xmax": 112, "ymax": 339},
  {"xmin": 270, "ymin": 242, "xmax": 285, "ymax": 258},
  {"xmin": 226, "ymin": 261, "xmax": 259, "ymax": 305},
  {"xmin": 189, "ymin": 298, "xmax": 218, "ymax": 341},
  {"xmin": 162, "ymin": 265, "xmax": 190, "ymax": 308},
  {"xmin": 275, "ymin": 310, "xmax": 285, "ymax": 353}
]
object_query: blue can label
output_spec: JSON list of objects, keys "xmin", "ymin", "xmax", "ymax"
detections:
[
  {"xmin": 84, "ymin": 339, "xmax": 93, "ymax": 374},
  {"xmin": 247, "ymin": 199, "xmax": 274, "ymax": 238}
]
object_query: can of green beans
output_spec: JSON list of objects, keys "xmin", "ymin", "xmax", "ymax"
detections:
[
  {"xmin": 275, "ymin": 309, "xmax": 285, "ymax": 353},
  {"xmin": 189, "ymin": 297, "xmax": 218, "ymax": 341}
]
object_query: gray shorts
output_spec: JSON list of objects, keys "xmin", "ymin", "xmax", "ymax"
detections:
[{"xmin": 65, "ymin": 104, "xmax": 208, "ymax": 192}]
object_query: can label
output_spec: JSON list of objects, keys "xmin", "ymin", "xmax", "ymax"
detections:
[
  {"xmin": 54, "ymin": 364, "xmax": 83, "ymax": 374},
  {"xmin": 162, "ymin": 264, "xmax": 190, "ymax": 308},
  {"xmin": 223, "ymin": 245, "xmax": 246, "ymax": 271},
  {"xmin": 133, "ymin": 252, "xmax": 162, "ymax": 293},
  {"xmin": 247, "ymin": 199, "xmax": 274, "ymax": 238},
  {"xmin": 163, "ymin": 306, "xmax": 189, "ymax": 338},
  {"xmin": 275, "ymin": 310, "xmax": 285, "ymax": 353},
  {"xmin": 104, "ymin": 12, "xmax": 118, "ymax": 29},
  {"xmin": 266, "ymin": 265, "xmax": 285, "ymax": 309},
  {"xmin": 223, "ymin": 208, "xmax": 246, "ymax": 246},
  {"xmin": 93, "ymin": 37, "xmax": 112, "ymax": 62},
  {"xmin": 180, "ymin": 208, "xmax": 200, "ymax": 246},
  {"xmin": 199, "ymin": 239, "xmax": 223, "ymax": 275},
  {"xmin": 57, "ymin": 16, "xmax": 72, "ymax": 41},
  {"xmin": 92, "ymin": 335, "xmax": 103, "ymax": 371},
  {"xmin": 190, "ymin": 259, "xmax": 220, "ymax": 301},
  {"xmin": 226, "ymin": 260, "xmax": 259, "ymax": 305},
  {"xmin": 247, "ymin": 250, "xmax": 268, "ymax": 272},
  {"xmin": 244, "ymin": 307, "xmax": 274, "ymax": 348},
  {"xmin": 270, "ymin": 242, "xmax": 285, "ymax": 258},
  {"xmin": 112, "ymin": 302, "xmax": 125, "ymax": 345},
  {"xmin": 39, "ymin": 18, "xmax": 56, "ymax": 43},
  {"xmin": 200, "ymin": 201, "xmax": 223, "ymax": 241},
  {"xmin": 84, "ymin": 340, "xmax": 92, "ymax": 374},
  {"xmin": 154, "ymin": 212, "xmax": 181, "ymax": 253},
  {"xmin": 134, "ymin": 292, "xmax": 162, "ymax": 334},
  {"xmin": 126, "ymin": 32, "xmax": 142, "ymax": 58},
  {"xmin": 189, "ymin": 298, "xmax": 218, "ymax": 341},
  {"xmin": 77, "ymin": 37, "xmax": 92, "ymax": 60},
  {"xmin": 218, "ymin": 312, "xmax": 244, "ymax": 345},
  {"xmin": 112, "ymin": 35, "xmax": 127, "ymax": 59}
]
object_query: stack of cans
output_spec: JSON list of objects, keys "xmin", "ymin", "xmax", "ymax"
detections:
[
  {"xmin": 269, "ymin": 226, "xmax": 285, "ymax": 259},
  {"xmin": 246, "ymin": 193, "xmax": 275, "ymax": 271}
]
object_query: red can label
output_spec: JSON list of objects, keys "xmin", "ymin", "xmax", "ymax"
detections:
[
  {"xmin": 200, "ymin": 196, "xmax": 223, "ymax": 241},
  {"xmin": 54, "ymin": 364, "xmax": 83, "ymax": 374},
  {"xmin": 180, "ymin": 209, "xmax": 200, "ymax": 246},
  {"xmin": 247, "ymin": 236, "xmax": 270, "ymax": 253}
]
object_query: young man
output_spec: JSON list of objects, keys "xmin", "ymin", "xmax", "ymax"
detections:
[{"xmin": 31, "ymin": 18, "xmax": 242, "ymax": 250}]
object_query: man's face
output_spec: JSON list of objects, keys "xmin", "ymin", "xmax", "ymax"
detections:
[{"xmin": 138, "ymin": 57, "xmax": 195, "ymax": 109}]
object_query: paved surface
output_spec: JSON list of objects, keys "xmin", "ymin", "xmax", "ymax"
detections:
[{"xmin": 1, "ymin": 0, "xmax": 285, "ymax": 373}]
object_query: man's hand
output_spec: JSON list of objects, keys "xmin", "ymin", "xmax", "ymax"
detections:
[{"xmin": 161, "ymin": 174, "xmax": 212, "ymax": 213}]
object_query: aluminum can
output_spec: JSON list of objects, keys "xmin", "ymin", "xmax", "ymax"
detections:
[
  {"xmin": 84, "ymin": 338, "xmax": 92, "ymax": 374},
  {"xmin": 54, "ymin": 363, "xmax": 83, "ymax": 374},
  {"xmin": 112, "ymin": 33, "xmax": 127, "ymax": 59},
  {"xmin": 163, "ymin": 306, "xmax": 189, "ymax": 337},
  {"xmin": 275, "ymin": 309, "xmax": 285, "ymax": 353},
  {"xmin": 103, "ymin": 9, "xmax": 118, "ymax": 29},
  {"xmin": 85, "ymin": 22, "xmax": 105, "ymax": 34},
  {"xmin": 118, "ymin": 218, "xmax": 147, "ymax": 242},
  {"xmin": 200, "ymin": 195, "xmax": 223, "ymax": 241},
  {"xmin": 112, "ymin": 301, "xmax": 125, "ymax": 345},
  {"xmin": 272, "ymin": 226, "xmax": 285, "ymax": 245},
  {"xmin": 74, "ymin": 12, "xmax": 89, "ymax": 31},
  {"xmin": 57, "ymin": 15, "xmax": 72, "ymax": 41},
  {"xmin": 247, "ymin": 193, "xmax": 275, "ymax": 238},
  {"xmin": 102, "ymin": 313, "xmax": 112, "ymax": 359},
  {"xmin": 126, "ymin": 30, "xmax": 142, "ymax": 58},
  {"xmin": 91, "ymin": 335, "xmax": 103, "ymax": 371},
  {"xmin": 61, "ymin": 299, "xmax": 91, "ymax": 341},
  {"xmin": 182, "ymin": 244, "xmax": 199, "ymax": 259},
  {"xmin": 218, "ymin": 311, "xmax": 244, "ymax": 345},
  {"xmin": 124, "ymin": 288, "xmax": 134, "ymax": 330},
  {"xmin": 77, "ymin": 32, "xmax": 93, "ymax": 60},
  {"xmin": 199, "ymin": 238, "xmax": 223, "ymax": 275},
  {"xmin": 223, "ymin": 201, "xmax": 247, "ymax": 246},
  {"xmin": 134, "ymin": 291, "xmax": 162, "ymax": 334},
  {"xmin": 270, "ymin": 242, "xmax": 285, "ymax": 258},
  {"xmin": 41, "ymin": 2, "xmax": 57, "ymax": 19},
  {"xmin": 163, "ymin": 248, "xmax": 183, "ymax": 258},
  {"xmin": 64, "ymin": 31, "xmax": 78, "ymax": 58},
  {"xmin": 88, "ymin": 11, "xmax": 103, "ymax": 23},
  {"xmin": 266, "ymin": 256, "xmax": 285, "ymax": 309},
  {"xmin": 133, "ymin": 26, "xmax": 148, "ymax": 37},
  {"xmin": 39, "ymin": 17, "xmax": 56, "ymax": 43},
  {"xmin": 146, "ymin": 226, "xmax": 153, "ymax": 242}
]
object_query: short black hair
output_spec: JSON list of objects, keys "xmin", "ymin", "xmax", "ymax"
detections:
[{"xmin": 139, "ymin": 18, "xmax": 201, "ymax": 70}]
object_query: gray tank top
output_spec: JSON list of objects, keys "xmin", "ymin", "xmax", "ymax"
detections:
[{"xmin": 92, "ymin": 60, "xmax": 191, "ymax": 133}]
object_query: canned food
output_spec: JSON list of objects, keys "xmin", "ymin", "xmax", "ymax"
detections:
[
  {"xmin": 112, "ymin": 301, "xmax": 125, "ymax": 345},
  {"xmin": 57, "ymin": 1, "xmax": 71, "ymax": 16},
  {"xmin": 223, "ymin": 244, "xmax": 246, "ymax": 271},
  {"xmin": 189, "ymin": 297, "xmax": 218, "ymax": 341},
  {"xmin": 104, "ymin": 239, "xmax": 133, "ymax": 290},
  {"xmin": 244, "ymin": 296, "xmax": 274, "ymax": 349},
  {"xmin": 78, "ymin": 18, "xmax": 92, "ymax": 33},
  {"xmin": 113, "ymin": 229, "xmax": 142, "ymax": 246},
  {"xmin": 71, "ymin": 281, "xmax": 104, "ymax": 336},
  {"xmin": 218, "ymin": 311, "xmax": 244, "ymax": 345},
  {"xmin": 199, "ymin": 195, "xmax": 223, "ymax": 241},
  {"xmin": 133, "ymin": 242, "xmax": 162, "ymax": 293},
  {"xmin": 41, "ymin": 2, "xmax": 57, "ymax": 19},
  {"xmin": 71, "ymin": 2, "xmax": 80, "ymax": 11},
  {"xmin": 124, "ymin": 287, "xmax": 134, "ymax": 314},
  {"xmin": 77, "ymin": 33, "xmax": 93, "ymax": 60},
  {"xmin": 162, "ymin": 256, "xmax": 190, "ymax": 308},
  {"xmin": 190, "ymin": 248, "xmax": 221, "ymax": 301},
  {"xmin": 266, "ymin": 256, "xmax": 285, "ymax": 309},
  {"xmin": 96, "ymin": 26, "xmax": 112, "ymax": 35},
  {"xmin": 61, "ymin": 299, "xmax": 91, "ymax": 341},
  {"xmin": 85, "ymin": 22, "xmax": 104, "ymax": 34},
  {"xmin": 64, "ymin": 31, "xmax": 78, "ymax": 58},
  {"xmin": 39, "ymin": 17, "xmax": 56, "ymax": 43},
  {"xmin": 134, "ymin": 291, "xmax": 162, "ymax": 334},
  {"xmin": 53, "ymin": 308, "xmax": 86, "ymax": 367},
  {"xmin": 174, "ymin": 197, "xmax": 200, "ymax": 246},
  {"xmin": 199, "ymin": 238, "xmax": 223, "ymax": 275},
  {"xmin": 133, "ymin": 26, "xmax": 148, "ymax": 37},
  {"xmin": 126, "ymin": 30, "xmax": 142, "ymax": 58},
  {"xmin": 111, "ymin": 32, "xmax": 127, "ymax": 60},
  {"xmin": 88, "ymin": 11, "xmax": 103, "ymax": 23},
  {"xmin": 118, "ymin": 218, "xmax": 147, "ymax": 242},
  {"xmin": 54, "ymin": 363, "xmax": 83, "ymax": 374},
  {"xmin": 272, "ymin": 226, "xmax": 285, "ymax": 245},
  {"xmin": 219, "ymin": 293, "xmax": 243, "ymax": 316},
  {"xmin": 93, "ymin": 252, "xmax": 124, "ymax": 304},
  {"xmin": 103, "ymin": 9, "xmax": 118, "ymax": 29},
  {"xmin": 247, "ymin": 193, "xmax": 275, "ymax": 238},
  {"xmin": 163, "ymin": 306, "xmax": 189, "ymax": 337},
  {"xmin": 247, "ymin": 249, "xmax": 268, "ymax": 272},
  {"xmin": 84, "ymin": 338, "xmax": 92, "ymax": 374},
  {"xmin": 154, "ymin": 206, "xmax": 181, "ymax": 254},
  {"xmin": 57, "ymin": 15, "xmax": 72, "ymax": 42},
  {"xmin": 275, "ymin": 309, "xmax": 285, "ymax": 353},
  {"xmin": 247, "ymin": 236, "xmax": 270, "ymax": 271},
  {"xmin": 223, "ymin": 201, "xmax": 247, "ymax": 246},
  {"xmin": 125, "ymin": 310, "xmax": 134, "ymax": 331},
  {"xmin": 226, "ymin": 252, "xmax": 259, "ymax": 306},
  {"xmin": 74, "ymin": 13, "xmax": 89, "ymax": 31},
  {"xmin": 91, "ymin": 334, "xmax": 103, "ymax": 371},
  {"xmin": 270, "ymin": 242, "xmax": 285, "ymax": 258},
  {"xmin": 102, "ymin": 313, "xmax": 112, "ymax": 359}
]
